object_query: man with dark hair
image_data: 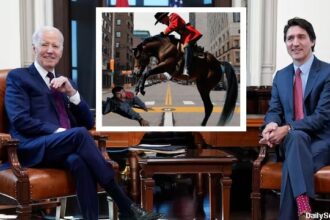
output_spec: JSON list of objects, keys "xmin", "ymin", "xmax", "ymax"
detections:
[
  {"xmin": 103, "ymin": 86, "xmax": 150, "ymax": 126},
  {"xmin": 260, "ymin": 17, "xmax": 330, "ymax": 220},
  {"xmin": 154, "ymin": 12, "xmax": 202, "ymax": 76},
  {"xmin": 5, "ymin": 26, "xmax": 161, "ymax": 219}
]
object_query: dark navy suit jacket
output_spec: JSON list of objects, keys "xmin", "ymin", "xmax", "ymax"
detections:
[
  {"xmin": 265, "ymin": 56, "xmax": 330, "ymax": 144},
  {"xmin": 5, "ymin": 64, "xmax": 94, "ymax": 167}
]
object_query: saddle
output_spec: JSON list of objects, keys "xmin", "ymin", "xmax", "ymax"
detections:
[
  {"xmin": 168, "ymin": 35, "xmax": 205, "ymax": 58},
  {"xmin": 192, "ymin": 45, "xmax": 205, "ymax": 57}
]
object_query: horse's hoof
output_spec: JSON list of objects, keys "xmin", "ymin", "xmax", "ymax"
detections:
[{"xmin": 141, "ymin": 90, "xmax": 146, "ymax": 96}]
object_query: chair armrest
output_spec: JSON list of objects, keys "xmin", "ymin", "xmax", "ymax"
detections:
[
  {"xmin": 0, "ymin": 133, "xmax": 12, "ymax": 162},
  {"xmin": 89, "ymin": 131, "xmax": 119, "ymax": 171},
  {"xmin": 251, "ymin": 145, "xmax": 268, "ymax": 192},
  {"xmin": 3, "ymin": 139, "xmax": 29, "ymax": 179},
  {"xmin": 0, "ymin": 133, "xmax": 11, "ymax": 141}
]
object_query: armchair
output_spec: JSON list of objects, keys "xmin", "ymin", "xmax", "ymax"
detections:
[
  {"xmin": 0, "ymin": 70, "xmax": 117, "ymax": 219},
  {"xmin": 251, "ymin": 144, "xmax": 330, "ymax": 220}
]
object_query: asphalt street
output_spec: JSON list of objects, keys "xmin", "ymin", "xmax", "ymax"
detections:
[{"xmin": 102, "ymin": 81, "xmax": 241, "ymax": 128}]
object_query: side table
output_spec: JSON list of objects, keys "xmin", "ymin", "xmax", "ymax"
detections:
[{"xmin": 137, "ymin": 149, "xmax": 237, "ymax": 220}]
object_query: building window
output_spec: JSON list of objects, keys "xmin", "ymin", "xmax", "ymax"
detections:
[
  {"xmin": 116, "ymin": 32, "xmax": 121, "ymax": 38},
  {"xmin": 116, "ymin": 42, "xmax": 120, "ymax": 48},
  {"xmin": 233, "ymin": 13, "xmax": 240, "ymax": 22},
  {"xmin": 116, "ymin": 19, "xmax": 121, "ymax": 25},
  {"xmin": 234, "ymin": 40, "xmax": 239, "ymax": 48},
  {"xmin": 235, "ymin": 51, "xmax": 240, "ymax": 63}
]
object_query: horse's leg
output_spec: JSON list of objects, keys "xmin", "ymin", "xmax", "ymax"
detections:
[
  {"xmin": 135, "ymin": 72, "xmax": 146, "ymax": 95},
  {"xmin": 196, "ymin": 80, "xmax": 213, "ymax": 126},
  {"xmin": 137, "ymin": 58, "xmax": 176, "ymax": 95},
  {"xmin": 137, "ymin": 70, "xmax": 150, "ymax": 95}
]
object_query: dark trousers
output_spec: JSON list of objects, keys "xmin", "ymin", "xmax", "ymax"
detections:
[
  {"xmin": 184, "ymin": 44, "xmax": 193, "ymax": 73},
  {"xmin": 39, "ymin": 127, "xmax": 132, "ymax": 220},
  {"xmin": 279, "ymin": 130, "xmax": 330, "ymax": 220}
]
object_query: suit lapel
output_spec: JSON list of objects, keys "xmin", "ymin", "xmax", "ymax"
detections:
[
  {"xmin": 28, "ymin": 64, "xmax": 58, "ymax": 114},
  {"xmin": 28, "ymin": 64, "xmax": 51, "ymax": 92},
  {"xmin": 304, "ymin": 57, "xmax": 321, "ymax": 100},
  {"xmin": 285, "ymin": 64, "xmax": 295, "ymax": 114}
]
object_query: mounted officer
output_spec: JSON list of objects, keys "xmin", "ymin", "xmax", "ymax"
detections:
[{"xmin": 154, "ymin": 12, "xmax": 203, "ymax": 76}]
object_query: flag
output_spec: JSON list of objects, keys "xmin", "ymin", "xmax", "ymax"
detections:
[
  {"xmin": 116, "ymin": 0, "xmax": 129, "ymax": 7},
  {"xmin": 170, "ymin": 0, "xmax": 183, "ymax": 7}
]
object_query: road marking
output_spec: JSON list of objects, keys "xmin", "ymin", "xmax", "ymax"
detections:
[
  {"xmin": 164, "ymin": 84, "xmax": 172, "ymax": 106},
  {"xmin": 183, "ymin": 101, "xmax": 195, "ymax": 105},
  {"xmin": 163, "ymin": 111, "xmax": 174, "ymax": 126},
  {"xmin": 134, "ymin": 106, "xmax": 240, "ymax": 113},
  {"xmin": 145, "ymin": 101, "xmax": 155, "ymax": 106}
]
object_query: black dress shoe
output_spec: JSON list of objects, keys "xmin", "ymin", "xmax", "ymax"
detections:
[{"xmin": 129, "ymin": 203, "xmax": 164, "ymax": 220}]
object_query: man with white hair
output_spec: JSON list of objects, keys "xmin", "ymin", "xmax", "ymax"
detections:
[{"xmin": 5, "ymin": 26, "xmax": 163, "ymax": 220}]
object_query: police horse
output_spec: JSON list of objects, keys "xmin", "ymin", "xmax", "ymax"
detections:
[{"xmin": 133, "ymin": 35, "xmax": 238, "ymax": 126}]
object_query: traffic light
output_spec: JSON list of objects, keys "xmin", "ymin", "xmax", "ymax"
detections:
[{"xmin": 109, "ymin": 59, "xmax": 115, "ymax": 71}]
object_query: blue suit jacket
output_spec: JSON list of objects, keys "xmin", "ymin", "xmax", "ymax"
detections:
[
  {"xmin": 265, "ymin": 57, "xmax": 330, "ymax": 144},
  {"xmin": 4, "ymin": 64, "xmax": 94, "ymax": 167}
]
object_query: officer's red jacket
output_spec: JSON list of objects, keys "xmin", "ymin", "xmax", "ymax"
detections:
[
  {"xmin": 116, "ymin": 0, "xmax": 129, "ymax": 7},
  {"xmin": 163, "ymin": 13, "xmax": 202, "ymax": 44}
]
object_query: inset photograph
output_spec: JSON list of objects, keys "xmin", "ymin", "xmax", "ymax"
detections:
[
  {"xmin": 96, "ymin": 7, "xmax": 246, "ymax": 131},
  {"xmin": 107, "ymin": 0, "xmax": 228, "ymax": 7}
]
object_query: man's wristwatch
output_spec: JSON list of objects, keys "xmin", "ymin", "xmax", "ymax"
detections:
[{"xmin": 287, "ymin": 124, "xmax": 292, "ymax": 133}]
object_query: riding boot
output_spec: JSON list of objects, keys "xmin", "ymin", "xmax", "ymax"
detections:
[
  {"xmin": 183, "ymin": 44, "xmax": 193, "ymax": 76},
  {"xmin": 176, "ymin": 59, "xmax": 183, "ymax": 74}
]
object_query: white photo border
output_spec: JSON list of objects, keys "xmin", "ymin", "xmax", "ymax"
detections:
[{"xmin": 96, "ymin": 7, "xmax": 246, "ymax": 132}]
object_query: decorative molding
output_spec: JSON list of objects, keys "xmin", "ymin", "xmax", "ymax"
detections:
[
  {"xmin": 19, "ymin": 0, "xmax": 53, "ymax": 67},
  {"xmin": 247, "ymin": 0, "xmax": 263, "ymax": 86},
  {"xmin": 232, "ymin": 0, "xmax": 244, "ymax": 7},
  {"xmin": 247, "ymin": 0, "xmax": 277, "ymax": 86},
  {"xmin": 260, "ymin": 0, "xmax": 277, "ymax": 85},
  {"xmin": 20, "ymin": 0, "xmax": 34, "ymax": 67}
]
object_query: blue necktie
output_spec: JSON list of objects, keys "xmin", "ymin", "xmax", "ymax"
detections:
[{"xmin": 47, "ymin": 72, "xmax": 71, "ymax": 129}]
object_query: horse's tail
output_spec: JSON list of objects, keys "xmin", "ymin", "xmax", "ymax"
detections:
[{"xmin": 217, "ymin": 61, "xmax": 238, "ymax": 126}]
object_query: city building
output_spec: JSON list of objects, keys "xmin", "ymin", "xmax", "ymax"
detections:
[
  {"xmin": 133, "ymin": 30, "xmax": 151, "ymax": 48},
  {"xmin": 102, "ymin": 12, "xmax": 134, "ymax": 88},
  {"xmin": 102, "ymin": 13, "xmax": 113, "ymax": 88},
  {"xmin": 194, "ymin": 12, "xmax": 241, "ymax": 80}
]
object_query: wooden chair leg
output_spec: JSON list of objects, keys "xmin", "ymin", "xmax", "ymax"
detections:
[
  {"xmin": 221, "ymin": 175, "xmax": 232, "ymax": 220},
  {"xmin": 251, "ymin": 191, "xmax": 261, "ymax": 220},
  {"xmin": 129, "ymin": 151, "xmax": 140, "ymax": 203},
  {"xmin": 16, "ymin": 204, "xmax": 32, "ymax": 220}
]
